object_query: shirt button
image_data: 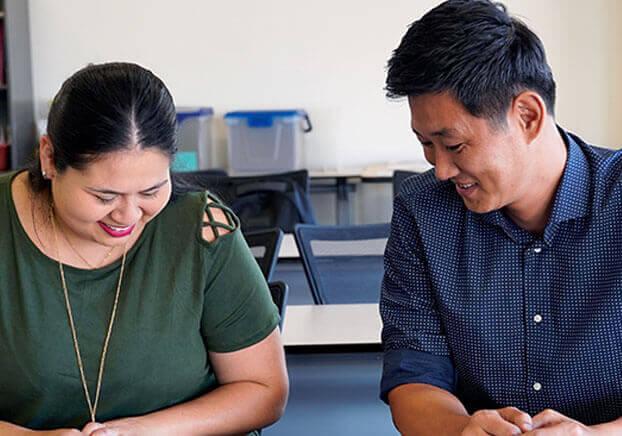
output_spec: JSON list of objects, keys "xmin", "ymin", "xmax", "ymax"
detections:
[
  {"xmin": 533, "ymin": 382, "xmax": 542, "ymax": 391},
  {"xmin": 534, "ymin": 314, "xmax": 543, "ymax": 323},
  {"xmin": 533, "ymin": 247, "xmax": 542, "ymax": 253}
]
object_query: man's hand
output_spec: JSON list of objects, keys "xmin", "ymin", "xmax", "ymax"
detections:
[
  {"xmin": 524, "ymin": 409, "xmax": 597, "ymax": 435},
  {"xmin": 461, "ymin": 407, "xmax": 533, "ymax": 435}
]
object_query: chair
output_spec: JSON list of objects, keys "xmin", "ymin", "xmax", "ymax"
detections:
[
  {"xmin": 244, "ymin": 228, "xmax": 284, "ymax": 282},
  {"xmin": 227, "ymin": 170, "xmax": 315, "ymax": 233},
  {"xmin": 294, "ymin": 223, "xmax": 390, "ymax": 304},
  {"xmin": 392, "ymin": 170, "xmax": 417, "ymax": 197},
  {"xmin": 173, "ymin": 169, "xmax": 316, "ymax": 233},
  {"xmin": 268, "ymin": 281, "xmax": 289, "ymax": 331},
  {"xmin": 172, "ymin": 169, "xmax": 229, "ymax": 196}
]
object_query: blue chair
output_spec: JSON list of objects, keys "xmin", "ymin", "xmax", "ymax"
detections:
[
  {"xmin": 244, "ymin": 228, "xmax": 284, "ymax": 282},
  {"xmin": 294, "ymin": 223, "xmax": 390, "ymax": 304}
]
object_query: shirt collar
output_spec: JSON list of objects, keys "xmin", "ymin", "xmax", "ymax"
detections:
[{"xmin": 547, "ymin": 128, "xmax": 591, "ymax": 224}]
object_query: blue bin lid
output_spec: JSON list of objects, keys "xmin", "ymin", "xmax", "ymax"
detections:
[
  {"xmin": 176, "ymin": 107, "xmax": 214, "ymax": 124},
  {"xmin": 225, "ymin": 109, "xmax": 311, "ymax": 132},
  {"xmin": 224, "ymin": 109, "xmax": 307, "ymax": 119}
]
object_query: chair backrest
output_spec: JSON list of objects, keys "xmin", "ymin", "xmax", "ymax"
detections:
[
  {"xmin": 173, "ymin": 169, "xmax": 315, "ymax": 233},
  {"xmin": 226, "ymin": 170, "xmax": 315, "ymax": 233},
  {"xmin": 392, "ymin": 170, "xmax": 418, "ymax": 197},
  {"xmin": 294, "ymin": 223, "xmax": 390, "ymax": 304},
  {"xmin": 268, "ymin": 281, "xmax": 289, "ymax": 331},
  {"xmin": 172, "ymin": 170, "xmax": 229, "ymax": 196},
  {"xmin": 244, "ymin": 228, "xmax": 284, "ymax": 282}
]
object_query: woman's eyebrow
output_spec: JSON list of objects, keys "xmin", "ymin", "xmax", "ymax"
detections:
[{"xmin": 86, "ymin": 179, "xmax": 169, "ymax": 195}]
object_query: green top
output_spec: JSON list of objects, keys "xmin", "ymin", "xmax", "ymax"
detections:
[{"xmin": 0, "ymin": 172, "xmax": 279, "ymax": 431}]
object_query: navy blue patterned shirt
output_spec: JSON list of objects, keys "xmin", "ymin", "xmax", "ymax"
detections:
[{"xmin": 380, "ymin": 128, "xmax": 622, "ymax": 425}]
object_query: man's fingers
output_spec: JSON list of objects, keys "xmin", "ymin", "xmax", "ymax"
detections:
[
  {"xmin": 89, "ymin": 430, "xmax": 114, "ymax": 436},
  {"xmin": 461, "ymin": 425, "xmax": 490, "ymax": 436},
  {"xmin": 498, "ymin": 406, "xmax": 533, "ymax": 432},
  {"xmin": 531, "ymin": 409, "xmax": 567, "ymax": 429},
  {"xmin": 471, "ymin": 409, "xmax": 523, "ymax": 435}
]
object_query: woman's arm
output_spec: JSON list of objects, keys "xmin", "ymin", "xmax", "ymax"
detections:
[
  {"xmin": 87, "ymin": 328, "xmax": 288, "ymax": 436},
  {"xmin": 0, "ymin": 422, "xmax": 80, "ymax": 436}
]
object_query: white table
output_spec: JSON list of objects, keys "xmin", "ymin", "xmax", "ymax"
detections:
[
  {"xmin": 282, "ymin": 303, "xmax": 381, "ymax": 347},
  {"xmin": 310, "ymin": 161, "xmax": 430, "ymax": 224},
  {"xmin": 309, "ymin": 160, "xmax": 431, "ymax": 180},
  {"xmin": 278, "ymin": 233, "xmax": 299, "ymax": 258}
]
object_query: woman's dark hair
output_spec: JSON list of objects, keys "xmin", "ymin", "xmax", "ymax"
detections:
[
  {"xmin": 28, "ymin": 62, "xmax": 177, "ymax": 192},
  {"xmin": 386, "ymin": 0, "xmax": 556, "ymax": 125}
]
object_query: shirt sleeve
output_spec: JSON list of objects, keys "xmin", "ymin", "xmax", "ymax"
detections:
[
  {"xmin": 380, "ymin": 193, "xmax": 457, "ymax": 403},
  {"xmin": 200, "ymin": 228, "xmax": 280, "ymax": 353}
]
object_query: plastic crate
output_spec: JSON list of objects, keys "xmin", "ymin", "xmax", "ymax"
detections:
[
  {"xmin": 173, "ymin": 107, "xmax": 214, "ymax": 171},
  {"xmin": 225, "ymin": 110, "xmax": 312, "ymax": 173}
]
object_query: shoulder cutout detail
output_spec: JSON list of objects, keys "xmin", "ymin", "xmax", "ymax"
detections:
[{"xmin": 201, "ymin": 194, "xmax": 237, "ymax": 243}]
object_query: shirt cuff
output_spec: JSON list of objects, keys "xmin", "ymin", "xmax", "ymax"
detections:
[{"xmin": 380, "ymin": 348, "xmax": 457, "ymax": 404}]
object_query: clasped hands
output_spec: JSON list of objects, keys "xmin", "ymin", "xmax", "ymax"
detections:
[
  {"xmin": 461, "ymin": 407, "xmax": 597, "ymax": 436},
  {"xmin": 47, "ymin": 417, "xmax": 149, "ymax": 436}
]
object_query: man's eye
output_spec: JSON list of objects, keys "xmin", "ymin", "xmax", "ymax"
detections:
[
  {"xmin": 446, "ymin": 143, "xmax": 464, "ymax": 152},
  {"xmin": 420, "ymin": 141, "xmax": 433, "ymax": 148}
]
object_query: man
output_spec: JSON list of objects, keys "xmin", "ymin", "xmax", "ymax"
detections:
[{"xmin": 380, "ymin": 1, "xmax": 622, "ymax": 435}]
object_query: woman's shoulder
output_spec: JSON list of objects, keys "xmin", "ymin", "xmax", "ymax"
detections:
[
  {"xmin": 154, "ymin": 191, "xmax": 240, "ymax": 249},
  {"xmin": 0, "ymin": 171, "xmax": 18, "ymax": 192}
]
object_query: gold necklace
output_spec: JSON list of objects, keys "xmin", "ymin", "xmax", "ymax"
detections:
[
  {"xmin": 30, "ymin": 190, "xmax": 47, "ymax": 250},
  {"xmin": 50, "ymin": 205, "xmax": 127, "ymax": 423},
  {"xmin": 58, "ymin": 223, "xmax": 115, "ymax": 269}
]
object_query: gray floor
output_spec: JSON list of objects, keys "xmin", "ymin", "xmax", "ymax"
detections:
[
  {"xmin": 263, "ymin": 351, "xmax": 397, "ymax": 436},
  {"xmin": 269, "ymin": 252, "xmax": 396, "ymax": 435}
]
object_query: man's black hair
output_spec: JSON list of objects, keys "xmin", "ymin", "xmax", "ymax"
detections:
[{"xmin": 386, "ymin": 0, "xmax": 556, "ymax": 123}]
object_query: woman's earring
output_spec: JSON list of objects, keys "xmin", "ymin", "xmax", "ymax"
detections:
[{"xmin": 42, "ymin": 170, "xmax": 47, "ymax": 179}]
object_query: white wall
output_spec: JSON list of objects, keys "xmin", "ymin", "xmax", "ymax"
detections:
[{"xmin": 29, "ymin": 0, "xmax": 622, "ymax": 172}]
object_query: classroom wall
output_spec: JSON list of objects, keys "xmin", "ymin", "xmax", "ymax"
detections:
[{"xmin": 28, "ymin": 0, "xmax": 622, "ymax": 172}]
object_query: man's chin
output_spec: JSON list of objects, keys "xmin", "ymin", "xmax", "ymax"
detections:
[{"xmin": 463, "ymin": 199, "xmax": 497, "ymax": 214}]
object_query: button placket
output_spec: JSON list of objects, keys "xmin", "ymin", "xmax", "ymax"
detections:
[{"xmin": 524, "ymin": 240, "xmax": 548, "ymax": 410}]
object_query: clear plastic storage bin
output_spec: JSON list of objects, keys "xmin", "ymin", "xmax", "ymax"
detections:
[
  {"xmin": 173, "ymin": 107, "xmax": 214, "ymax": 171},
  {"xmin": 225, "ymin": 110, "xmax": 312, "ymax": 173}
]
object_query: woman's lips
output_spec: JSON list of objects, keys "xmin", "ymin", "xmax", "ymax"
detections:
[{"xmin": 98, "ymin": 222, "xmax": 135, "ymax": 238}]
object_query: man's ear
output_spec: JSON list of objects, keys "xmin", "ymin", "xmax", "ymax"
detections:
[{"xmin": 510, "ymin": 91, "xmax": 546, "ymax": 145}]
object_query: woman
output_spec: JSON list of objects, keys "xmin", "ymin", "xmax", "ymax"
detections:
[{"xmin": 0, "ymin": 63, "xmax": 288, "ymax": 435}]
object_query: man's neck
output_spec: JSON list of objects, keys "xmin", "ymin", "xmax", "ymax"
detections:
[{"xmin": 505, "ymin": 123, "xmax": 567, "ymax": 235}]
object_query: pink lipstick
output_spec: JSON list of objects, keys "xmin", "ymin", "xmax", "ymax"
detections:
[{"xmin": 98, "ymin": 222, "xmax": 135, "ymax": 238}]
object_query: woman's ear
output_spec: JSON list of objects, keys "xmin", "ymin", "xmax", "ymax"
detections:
[{"xmin": 39, "ymin": 135, "xmax": 55, "ymax": 179}]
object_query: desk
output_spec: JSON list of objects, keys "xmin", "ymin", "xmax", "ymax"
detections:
[
  {"xmin": 310, "ymin": 161, "xmax": 430, "ymax": 224},
  {"xmin": 278, "ymin": 233, "xmax": 299, "ymax": 258},
  {"xmin": 264, "ymin": 304, "xmax": 395, "ymax": 436},
  {"xmin": 282, "ymin": 304, "xmax": 381, "ymax": 347}
]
